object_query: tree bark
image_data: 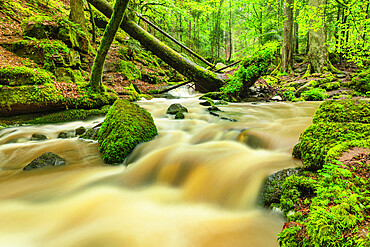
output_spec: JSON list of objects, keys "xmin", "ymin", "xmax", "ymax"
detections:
[
  {"xmin": 89, "ymin": 0, "xmax": 130, "ymax": 92},
  {"xmin": 282, "ymin": 0, "xmax": 294, "ymax": 73},
  {"xmin": 69, "ymin": 0, "xmax": 88, "ymax": 34},
  {"xmin": 87, "ymin": 0, "xmax": 225, "ymax": 92},
  {"xmin": 308, "ymin": 0, "xmax": 327, "ymax": 73}
]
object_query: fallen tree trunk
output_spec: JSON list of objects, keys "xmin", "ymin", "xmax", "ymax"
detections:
[{"xmin": 87, "ymin": 0, "xmax": 225, "ymax": 92}]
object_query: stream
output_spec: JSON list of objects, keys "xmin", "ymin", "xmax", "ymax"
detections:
[{"xmin": 0, "ymin": 88, "xmax": 320, "ymax": 247}]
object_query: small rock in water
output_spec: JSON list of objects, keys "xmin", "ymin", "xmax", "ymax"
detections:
[
  {"xmin": 166, "ymin": 103, "xmax": 188, "ymax": 115},
  {"xmin": 271, "ymin": 96, "xmax": 283, "ymax": 101},
  {"xmin": 31, "ymin": 133, "xmax": 47, "ymax": 141},
  {"xmin": 206, "ymin": 106, "xmax": 221, "ymax": 112},
  {"xmin": 174, "ymin": 112, "xmax": 185, "ymax": 119},
  {"xmin": 23, "ymin": 152, "xmax": 66, "ymax": 171},
  {"xmin": 75, "ymin": 126, "xmax": 86, "ymax": 135},
  {"xmin": 58, "ymin": 130, "xmax": 76, "ymax": 139}
]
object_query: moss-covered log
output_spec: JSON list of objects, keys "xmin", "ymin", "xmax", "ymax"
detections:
[{"xmin": 87, "ymin": 0, "xmax": 225, "ymax": 92}]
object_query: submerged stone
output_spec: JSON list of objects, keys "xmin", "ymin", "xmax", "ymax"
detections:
[
  {"xmin": 166, "ymin": 103, "xmax": 188, "ymax": 115},
  {"xmin": 24, "ymin": 152, "xmax": 66, "ymax": 170},
  {"xmin": 31, "ymin": 133, "xmax": 48, "ymax": 141}
]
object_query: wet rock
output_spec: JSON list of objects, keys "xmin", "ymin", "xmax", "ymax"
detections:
[
  {"xmin": 221, "ymin": 117, "xmax": 238, "ymax": 122},
  {"xmin": 174, "ymin": 112, "xmax": 185, "ymax": 119},
  {"xmin": 199, "ymin": 97, "xmax": 215, "ymax": 106},
  {"xmin": 259, "ymin": 168, "xmax": 302, "ymax": 208},
  {"xmin": 58, "ymin": 130, "xmax": 76, "ymax": 139},
  {"xmin": 207, "ymin": 106, "xmax": 221, "ymax": 112},
  {"xmin": 166, "ymin": 103, "xmax": 188, "ymax": 115},
  {"xmin": 31, "ymin": 133, "xmax": 47, "ymax": 141},
  {"xmin": 271, "ymin": 96, "xmax": 283, "ymax": 101},
  {"xmin": 75, "ymin": 126, "xmax": 86, "ymax": 135},
  {"xmin": 336, "ymin": 73, "xmax": 347, "ymax": 79},
  {"xmin": 23, "ymin": 152, "xmax": 66, "ymax": 170},
  {"xmin": 79, "ymin": 123, "xmax": 102, "ymax": 140}
]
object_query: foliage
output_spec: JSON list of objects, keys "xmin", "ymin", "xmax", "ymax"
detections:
[
  {"xmin": 301, "ymin": 88, "xmax": 328, "ymax": 101},
  {"xmin": 221, "ymin": 41, "xmax": 278, "ymax": 97}
]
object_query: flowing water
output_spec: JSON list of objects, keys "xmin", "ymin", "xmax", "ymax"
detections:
[{"xmin": 0, "ymin": 88, "xmax": 320, "ymax": 247}]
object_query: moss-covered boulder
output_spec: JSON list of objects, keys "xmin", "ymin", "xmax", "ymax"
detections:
[
  {"xmin": 2, "ymin": 39, "xmax": 81, "ymax": 74},
  {"xmin": 166, "ymin": 103, "xmax": 188, "ymax": 115},
  {"xmin": 278, "ymin": 99, "xmax": 370, "ymax": 246},
  {"xmin": 0, "ymin": 84, "xmax": 65, "ymax": 115},
  {"xmin": 293, "ymin": 122, "xmax": 370, "ymax": 170},
  {"xmin": 90, "ymin": 100, "xmax": 157, "ymax": 164},
  {"xmin": 0, "ymin": 66, "xmax": 54, "ymax": 86},
  {"xmin": 22, "ymin": 16, "xmax": 92, "ymax": 54},
  {"xmin": 313, "ymin": 99, "xmax": 370, "ymax": 124}
]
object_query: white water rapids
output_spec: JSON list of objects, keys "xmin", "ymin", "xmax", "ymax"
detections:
[{"xmin": 0, "ymin": 88, "xmax": 320, "ymax": 247}]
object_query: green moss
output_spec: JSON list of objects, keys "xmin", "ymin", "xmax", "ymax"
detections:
[
  {"xmin": 0, "ymin": 84, "xmax": 64, "ymax": 109},
  {"xmin": 66, "ymin": 85, "xmax": 118, "ymax": 109},
  {"xmin": 293, "ymin": 122, "xmax": 370, "ymax": 170},
  {"xmin": 116, "ymin": 60, "xmax": 141, "ymax": 81},
  {"xmin": 313, "ymin": 100, "xmax": 370, "ymax": 124},
  {"xmin": 3, "ymin": 39, "xmax": 80, "ymax": 73},
  {"xmin": 0, "ymin": 66, "xmax": 54, "ymax": 86},
  {"xmin": 27, "ymin": 107, "xmax": 109, "ymax": 124},
  {"xmin": 351, "ymin": 68, "xmax": 370, "ymax": 94},
  {"xmin": 199, "ymin": 92, "xmax": 228, "ymax": 101},
  {"xmin": 221, "ymin": 41, "xmax": 278, "ymax": 99},
  {"xmin": 94, "ymin": 99, "xmax": 158, "ymax": 164},
  {"xmin": 301, "ymin": 88, "xmax": 328, "ymax": 101}
]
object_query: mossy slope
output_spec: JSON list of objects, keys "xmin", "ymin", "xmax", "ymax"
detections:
[{"xmin": 277, "ymin": 99, "xmax": 370, "ymax": 246}]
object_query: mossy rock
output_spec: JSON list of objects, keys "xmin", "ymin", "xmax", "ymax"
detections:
[
  {"xmin": 116, "ymin": 60, "xmax": 141, "ymax": 81},
  {"xmin": 0, "ymin": 66, "xmax": 54, "ymax": 86},
  {"xmin": 93, "ymin": 100, "xmax": 157, "ymax": 164},
  {"xmin": 166, "ymin": 103, "xmax": 188, "ymax": 115},
  {"xmin": 351, "ymin": 68, "xmax": 370, "ymax": 93},
  {"xmin": 0, "ymin": 84, "xmax": 65, "ymax": 115},
  {"xmin": 293, "ymin": 122, "xmax": 370, "ymax": 170},
  {"xmin": 22, "ymin": 16, "xmax": 58, "ymax": 39},
  {"xmin": 54, "ymin": 67, "xmax": 84, "ymax": 83},
  {"xmin": 313, "ymin": 99, "xmax": 370, "ymax": 124},
  {"xmin": 22, "ymin": 16, "xmax": 92, "ymax": 54},
  {"xmin": 2, "ymin": 39, "xmax": 81, "ymax": 72},
  {"xmin": 141, "ymin": 72, "xmax": 160, "ymax": 84},
  {"xmin": 259, "ymin": 168, "xmax": 302, "ymax": 208}
]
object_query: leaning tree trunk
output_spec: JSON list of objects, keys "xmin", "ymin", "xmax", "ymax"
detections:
[
  {"xmin": 282, "ymin": 0, "xmax": 294, "ymax": 73},
  {"xmin": 86, "ymin": 0, "xmax": 225, "ymax": 92},
  {"xmin": 89, "ymin": 0, "xmax": 130, "ymax": 92},
  {"xmin": 308, "ymin": 0, "xmax": 327, "ymax": 73}
]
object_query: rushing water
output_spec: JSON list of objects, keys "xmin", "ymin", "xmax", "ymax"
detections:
[{"xmin": 0, "ymin": 88, "xmax": 320, "ymax": 247}]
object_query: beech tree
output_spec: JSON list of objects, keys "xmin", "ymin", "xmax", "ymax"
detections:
[
  {"xmin": 89, "ymin": 0, "xmax": 130, "ymax": 91},
  {"xmin": 308, "ymin": 0, "xmax": 327, "ymax": 73},
  {"xmin": 69, "ymin": 0, "xmax": 88, "ymax": 34},
  {"xmin": 281, "ymin": 0, "xmax": 294, "ymax": 73}
]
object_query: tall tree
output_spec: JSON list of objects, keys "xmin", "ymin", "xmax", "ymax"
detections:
[
  {"xmin": 282, "ymin": 0, "xmax": 294, "ymax": 73},
  {"xmin": 89, "ymin": 0, "xmax": 130, "ymax": 92},
  {"xmin": 69, "ymin": 0, "xmax": 88, "ymax": 34},
  {"xmin": 308, "ymin": 0, "xmax": 327, "ymax": 73}
]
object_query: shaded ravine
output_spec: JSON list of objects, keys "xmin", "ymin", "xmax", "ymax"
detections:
[{"xmin": 0, "ymin": 89, "xmax": 320, "ymax": 247}]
